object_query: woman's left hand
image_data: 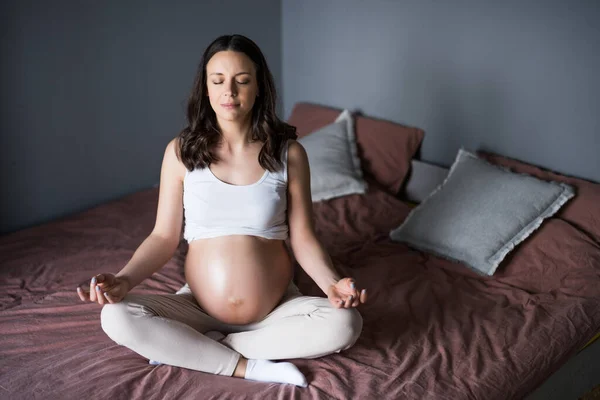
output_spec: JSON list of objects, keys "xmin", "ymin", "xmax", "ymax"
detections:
[{"xmin": 327, "ymin": 278, "xmax": 367, "ymax": 309}]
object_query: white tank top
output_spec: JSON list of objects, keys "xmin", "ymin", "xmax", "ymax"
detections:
[{"xmin": 182, "ymin": 140, "xmax": 289, "ymax": 243}]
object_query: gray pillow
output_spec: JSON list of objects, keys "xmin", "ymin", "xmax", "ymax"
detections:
[
  {"xmin": 298, "ymin": 110, "xmax": 367, "ymax": 202},
  {"xmin": 403, "ymin": 160, "xmax": 449, "ymax": 203},
  {"xmin": 390, "ymin": 149, "xmax": 575, "ymax": 276}
]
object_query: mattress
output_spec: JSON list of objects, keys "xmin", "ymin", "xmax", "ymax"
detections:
[{"xmin": 1, "ymin": 177, "xmax": 599, "ymax": 399}]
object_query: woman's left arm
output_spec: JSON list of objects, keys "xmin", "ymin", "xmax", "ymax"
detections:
[{"xmin": 286, "ymin": 141, "xmax": 367, "ymax": 309}]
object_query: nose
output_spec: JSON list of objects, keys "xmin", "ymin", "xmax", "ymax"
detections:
[{"xmin": 223, "ymin": 80, "xmax": 237, "ymax": 98}]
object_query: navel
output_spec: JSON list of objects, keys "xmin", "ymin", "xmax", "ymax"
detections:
[{"xmin": 227, "ymin": 296, "xmax": 244, "ymax": 307}]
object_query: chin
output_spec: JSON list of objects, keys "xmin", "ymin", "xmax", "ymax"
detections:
[{"xmin": 217, "ymin": 110, "xmax": 250, "ymax": 122}]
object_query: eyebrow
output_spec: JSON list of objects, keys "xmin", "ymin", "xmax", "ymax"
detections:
[{"xmin": 208, "ymin": 72, "xmax": 251, "ymax": 77}]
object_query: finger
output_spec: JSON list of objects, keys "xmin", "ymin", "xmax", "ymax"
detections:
[
  {"xmin": 99, "ymin": 287, "xmax": 111, "ymax": 305},
  {"xmin": 103, "ymin": 291, "xmax": 114, "ymax": 304},
  {"xmin": 352, "ymin": 290, "xmax": 361, "ymax": 307},
  {"xmin": 76, "ymin": 286, "xmax": 87, "ymax": 301},
  {"xmin": 95, "ymin": 285, "xmax": 105, "ymax": 305},
  {"xmin": 96, "ymin": 274, "xmax": 114, "ymax": 290},
  {"xmin": 333, "ymin": 298, "xmax": 344, "ymax": 309},
  {"xmin": 349, "ymin": 280, "xmax": 361, "ymax": 298},
  {"xmin": 89, "ymin": 276, "xmax": 98, "ymax": 302},
  {"xmin": 329, "ymin": 297, "xmax": 340, "ymax": 309},
  {"xmin": 359, "ymin": 289, "xmax": 368, "ymax": 304},
  {"xmin": 344, "ymin": 295, "xmax": 353, "ymax": 309},
  {"xmin": 79, "ymin": 286, "xmax": 92, "ymax": 301},
  {"xmin": 349, "ymin": 279, "xmax": 356, "ymax": 291}
]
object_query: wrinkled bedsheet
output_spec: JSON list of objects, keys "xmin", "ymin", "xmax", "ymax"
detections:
[{"xmin": 1, "ymin": 182, "xmax": 599, "ymax": 399}]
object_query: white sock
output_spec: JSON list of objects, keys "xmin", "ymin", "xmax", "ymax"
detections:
[
  {"xmin": 244, "ymin": 359, "xmax": 308, "ymax": 387},
  {"xmin": 148, "ymin": 331, "xmax": 226, "ymax": 366}
]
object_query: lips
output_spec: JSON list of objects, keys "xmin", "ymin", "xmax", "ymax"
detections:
[{"xmin": 221, "ymin": 103, "xmax": 239, "ymax": 109}]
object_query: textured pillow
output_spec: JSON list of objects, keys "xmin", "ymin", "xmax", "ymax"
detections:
[
  {"xmin": 403, "ymin": 160, "xmax": 449, "ymax": 203},
  {"xmin": 479, "ymin": 151, "xmax": 600, "ymax": 244},
  {"xmin": 288, "ymin": 103, "xmax": 424, "ymax": 195},
  {"xmin": 389, "ymin": 149, "xmax": 575, "ymax": 276},
  {"xmin": 298, "ymin": 110, "xmax": 367, "ymax": 202}
]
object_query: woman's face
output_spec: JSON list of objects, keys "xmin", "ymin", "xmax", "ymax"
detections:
[{"xmin": 206, "ymin": 50, "xmax": 259, "ymax": 124}]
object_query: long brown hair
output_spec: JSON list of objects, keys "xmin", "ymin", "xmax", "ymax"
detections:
[{"xmin": 176, "ymin": 34, "xmax": 297, "ymax": 172}]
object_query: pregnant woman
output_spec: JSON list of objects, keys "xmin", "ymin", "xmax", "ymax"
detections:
[{"xmin": 76, "ymin": 34, "xmax": 366, "ymax": 387}]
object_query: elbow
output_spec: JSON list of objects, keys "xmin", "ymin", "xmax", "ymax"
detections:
[
  {"xmin": 149, "ymin": 232, "xmax": 181, "ymax": 255},
  {"xmin": 289, "ymin": 231, "xmax": 320, "ymax": 255}
]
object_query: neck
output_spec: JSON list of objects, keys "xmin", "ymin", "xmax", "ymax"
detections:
[{"xmin": 217, "ymin": 116, "xmax": 253, "ymax": 150}]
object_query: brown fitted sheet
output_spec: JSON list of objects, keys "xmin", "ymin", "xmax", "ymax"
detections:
[{"xmin": 1, "ymin": 182, "xmax": 599, "ymax": 400}]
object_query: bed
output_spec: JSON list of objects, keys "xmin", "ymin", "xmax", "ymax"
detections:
[{"xmin": 1, "ymin": 103, "xmax": 599, "ymax": 399}]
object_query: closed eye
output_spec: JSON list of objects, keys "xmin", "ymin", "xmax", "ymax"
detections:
[{"xmin": 211, "ymin": 81, "xmax": 250, "ymax": 85}]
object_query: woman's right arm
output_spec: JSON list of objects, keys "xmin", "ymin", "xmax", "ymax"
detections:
[
  {"xmin": 79, "ymin": 138, "xmax": 187, "ymax": 304},
  {"xmin": 116, "ymin": 137, "xmax": 187, "ymax": 289}
]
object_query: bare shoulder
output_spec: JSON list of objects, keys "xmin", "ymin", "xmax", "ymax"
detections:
[
  {"xmin": 287, "ymin": 140, "xmax": 309, "ymax": 166},
  {"xmin": 163, "ymin": 137, "xmax": 187, "ymax": 182},
  {"xmin": 286, "ymin": 140, "xmax": 310, "ymax": 185}
]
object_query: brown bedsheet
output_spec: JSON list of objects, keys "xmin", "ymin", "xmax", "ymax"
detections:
[{"xmin": 1, "ymin": 183, "xmax": 599, "ymax": 400}]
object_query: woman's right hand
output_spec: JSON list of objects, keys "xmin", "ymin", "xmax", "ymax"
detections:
[{"xmin": 76, "ymin": 273, "xmax": 130, "ymax": 305}]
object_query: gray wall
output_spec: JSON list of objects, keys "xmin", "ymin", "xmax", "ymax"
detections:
[
  {"xmin": 282, "ymin": 0, "xmax": 600, "ymax": 183},
  {"xmin": 0, "ymin": 0, "xmax": 282, "ymax": 235}
]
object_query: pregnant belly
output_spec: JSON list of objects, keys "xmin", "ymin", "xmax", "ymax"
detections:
[{"xmin": 184, "ymin": 235, "xmax": 293, "ymax": 325}]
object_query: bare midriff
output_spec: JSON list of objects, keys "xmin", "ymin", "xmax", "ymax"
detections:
[{"xmin": 184, "ymin": 235, "xmax": 293, "ymax": 325}]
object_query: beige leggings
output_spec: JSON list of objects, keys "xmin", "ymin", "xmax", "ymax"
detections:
[{"xmin": 100, "ymin": 281, "xmax": 363, "ymax": 376}]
